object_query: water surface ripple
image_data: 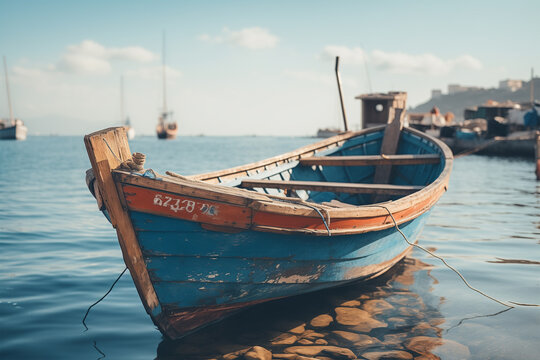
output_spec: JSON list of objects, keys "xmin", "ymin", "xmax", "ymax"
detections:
[{"xmin": 1, "ymin": 136, "xmax": 539, "ymax": 359}]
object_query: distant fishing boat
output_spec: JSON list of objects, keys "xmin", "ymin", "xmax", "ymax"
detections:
[
  {"xmin": 156, "ymin": 34, "xmax": 177, "ymax": 140},
  {"xmin": 1, "ymin": 56, "xmax": 27, "ymax": 140},
  {"xmin": 84, "ymin": 93, "xmax": 452, "ymax": 339},
  {"xmin": 316, "ymin": 127, "xmax": 343, "ymax": 138},
  {"xmin": 120, "ymin": 76, "xmax": 135, "ymax": 140}
]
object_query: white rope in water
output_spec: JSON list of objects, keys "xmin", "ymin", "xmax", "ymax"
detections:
[{"xmin": 373, "ymin": 204, "xmax": 539, "ymax": 308}]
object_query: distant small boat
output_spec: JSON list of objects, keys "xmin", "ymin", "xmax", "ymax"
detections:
[
  {"xmin": 316, "ymin": 127, "xmax": 343, "ymax": 138},
  {"xmin": 124, "ymin": 117, "xmax": 136, "ymax": 140},
  {"xmin": 0, "ymin": 118, "xmax": 27, "ymax": 140},
  {"xmin": 85, "ymin": 97, "xmax": 452, "ymax": 339},
  {"xmin": 1, "ymin": 56, "xmax": 27, "ymax": 141},
  {"xmin": 156, "ymin": 33, "xmax": 177, "ymax": 140},
  {"xmin": 156, "ymin": 111, "xmax": 177, "ymax": 139}
]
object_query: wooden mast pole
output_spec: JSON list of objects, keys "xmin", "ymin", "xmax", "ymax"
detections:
[
  {"xmin": 3, "ymin": 56, "xmax": 14, "ymax": 123},
  {"xmin": 162, "ymin": 32, "xmax": 167, "ymax": 119},
  {"xmin": 335, "ymin": 56, "xmax": 349, "ymax": 131},
  {"xmin": 120, "ymin": 75, "xmax": 125, "ymax": 125}
]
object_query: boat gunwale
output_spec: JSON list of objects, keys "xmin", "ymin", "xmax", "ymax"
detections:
[{"xmin": 113, "ymin": 125, "xmax": 452, "ymax": 234}]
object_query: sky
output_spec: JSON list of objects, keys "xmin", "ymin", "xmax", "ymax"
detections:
[{"xmin": 1, "ymin": 0, "xmax": 539, "ymax": 136}]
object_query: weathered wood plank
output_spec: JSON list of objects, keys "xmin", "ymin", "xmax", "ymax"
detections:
[
  {"xmin": 373, "ymin": 107, "xmax": 406, "ymax": 184},
  {"xmin": 188, "ymin": 127, "xmax": 385, "ymax": 183},
  {"xmin": 372, "ymin": 95, "xmax": 407, "ymax": 203},
  {"xmin": 299, "ymin": 154, "xmax": 440, "ymax": 166},
  {"xmin": 84, "ymin": 127, "xmax": 159, "ymax": 312},
  {"xmin": 240, "ymin": 179, "xmax": 422, "ymax": 196}
]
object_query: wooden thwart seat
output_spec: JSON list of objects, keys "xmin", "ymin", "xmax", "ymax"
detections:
[
  {"xmin": 299, "ymin": 154, "xmax": 440, "ymax": 166},
  {"xmin": 240, "ymin": 179, "xmax": 423, "ymax": 196}
]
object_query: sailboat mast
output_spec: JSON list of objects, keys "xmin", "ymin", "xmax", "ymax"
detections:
[
  {"xmin": 3, "ymin": 56, "xmax": 14, "ymax": 123},
  {"xmin": 120, "ymin": 75, "xmax": 125, "ymax": 125},
  {"xmin": 162, "ymin": 32, "xmax": 167, "ymax": 116}
]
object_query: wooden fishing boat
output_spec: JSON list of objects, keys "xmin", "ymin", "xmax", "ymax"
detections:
[{"xmin": 84, "ymin": 103, "xmax": 452, "ymax": 339}]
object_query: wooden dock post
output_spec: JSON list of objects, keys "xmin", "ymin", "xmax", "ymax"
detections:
[{"xmin": 536, "ymin": 131, "xmax": 540, "ymax": 180}]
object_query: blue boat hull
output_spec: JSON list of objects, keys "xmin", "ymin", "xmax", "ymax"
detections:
[{"xmin": 130, "ymin": 209, "xmax": 429, "ymax": 337}]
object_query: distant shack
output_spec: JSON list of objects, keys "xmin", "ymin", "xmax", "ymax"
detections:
[{"xmin": 355, "ymin": 92, "xmax": 407, "ymax": 129}]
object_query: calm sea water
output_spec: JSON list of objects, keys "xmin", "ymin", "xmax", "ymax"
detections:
[{"xmin": 0, "ymin": 135, "xmax": 539, "ymax": 360}]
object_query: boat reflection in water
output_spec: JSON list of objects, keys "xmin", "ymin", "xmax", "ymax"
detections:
[{"xmin": 156, "ymin": 256, "xmax": 471, "ymax": 360}]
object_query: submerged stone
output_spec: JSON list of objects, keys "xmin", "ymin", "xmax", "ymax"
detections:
[
  {"xmin": 310, "ymin": 314, "xmax": 333, "ymax": 328},
  {"xmin": 387, "ymin": 317, "xmax": 408, "ymax": 329},
  {"xmin": 404, "ymin": 336, "xmax": 470, "ymax": 359},
  {"xmin": 411, "ymin": 322, "xmax": 436, "ymax": 335},
  {"xmin": 243, "ymin": 346, "xmax": 272, "ymax": 360},
  {"xmin": 362, "ymin": 299, "xmax": 394, "ymax": 314},
  {"xmin": 270, "ymin": 333, "xmax": 298, "ymax": 345},
  {"xmin": 362, "ymin": 350, "xmax": 413, "ymax": 360},
  {"xmin": 300, "ymin": 330, "xmax": 326, "ymax": 340},
  {"xmin": 335, "ymin": 307, "xmax": 388, "ymax": 332},
  {"xmin": 289, "ymin": 324, "xmax": 306, "ymax": 334},
  {"xmin": 284, "ymin": 345, "xmax": 356, "ymax": 359},
  {"xmin": 340, "ymin": 300, "xmax": 362, "ymax": 307},
  {"xmin": 335, "ymin": 307, "xmax": 368, "ymax": 326},
  {"xmin": 332, "ymin": 331, "xmax": 380, "ymax": 346},
  {"xmin": 382, "ymin": 333, "xmax": 408, "ymax": 347}
]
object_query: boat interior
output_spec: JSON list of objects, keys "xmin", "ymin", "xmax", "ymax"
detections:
[{"xmin": 203, "ymin": 129, "xmax": 446, "ymax": 207}]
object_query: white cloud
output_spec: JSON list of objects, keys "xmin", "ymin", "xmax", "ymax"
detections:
[
  {"xmin": 57, "ymin": 53, "xmax": 112, "ymax": 74},
  {"xmin": 371, "ymin": 50, "xmax": 482, "ymax": 74},
  {"xmin": 199, "ymin": 27, "xmax": 279, "ymax": 49},
  {"xmin": 450, "ymin": 55, "xmax": 483, "ymax": 70},
  {"xmin": 321, "ymin": 45, "xmax": 483, "ymax": 75},
  {"xmin": 55, "ymin": 40, "xmax": 157, "ymax": 74},
  {"xmin": 321, "ymin": 45, "xmax": 367, "ymax": 64}
]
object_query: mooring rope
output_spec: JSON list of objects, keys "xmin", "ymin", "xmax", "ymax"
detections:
[
  {"xmin": 102, "ymin": 138, "xmax": 146, "ymax": 171},
  {"xmin": 82, "ymin": 267, "xmax": 128, "ymax": 330},
  {"xmin": 271, "ymin": 197, "xmax": 332, "ymax": 236},
  {"xmin": 372, "ymin": 204, "xmax": 540, "ymax": 308},
  {"xmin": 300, "ymin": 202, "xmax": 332, "ymax": 236},
  {"xmin": 103, "ymin": 138, "xmax": 122, "ymax": 163}
]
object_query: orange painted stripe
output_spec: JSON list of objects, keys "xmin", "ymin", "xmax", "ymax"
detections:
[
  {"xmin": 123, "ymin": 185, "xmax": 252, "ymax": 229},
  {"xmin": 252, "ymin": 190, "xmax": 439, "ymax": 231}
]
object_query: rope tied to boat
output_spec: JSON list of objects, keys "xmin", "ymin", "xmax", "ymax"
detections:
[
  {"xmin": 118, "ymin": 152, "xmax": 146, "ymax": 172},
  {"xmin": 301, "ymin": 203, "xmax": 332, "ymax": 236},
  {"xmin": 82, "ymin": 266, "xmax": 128, "ymax": 331},
  {"xmin": 271, "ymin": 197, "xmax": 332, "ymax": 236},
  {"xmin": 102, "ymin": 138, "xmax": 146, "ymax": 172},
  {"xmin": 373, "ymin": 204, "xmax": 540, "ymax": 308}
]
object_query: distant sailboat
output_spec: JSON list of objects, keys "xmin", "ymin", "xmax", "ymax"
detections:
[
  {"xmin": 156, "ymin": 33, "xmax": 178, "ymax": 140},
  {"xmin": 1, "ymin": 56, "xmax": 27, "ymax": 140},
  {"xmin": 120, "ymin": 76, "xmax": 135, "ymax": 140}
]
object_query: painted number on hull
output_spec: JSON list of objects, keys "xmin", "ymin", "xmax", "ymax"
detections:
[{"xmin": 153, "ymin": 194, "xmax": 217, "ymax": 216}]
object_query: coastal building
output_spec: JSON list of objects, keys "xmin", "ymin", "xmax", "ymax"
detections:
[
  {"xmin": 448, "ymin": 84, "xmax": 481, "ymax": 94},
  {"xmin": 431, "ymin": 89, "xmax": 442, "ymax": 99},
  {"xmin": 498, "ymin": 79, "xmax": 523, "ymax": 92},
  {"xmin": 355, "ymin": 91, "xmax": 407, "ymax": 129}
]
